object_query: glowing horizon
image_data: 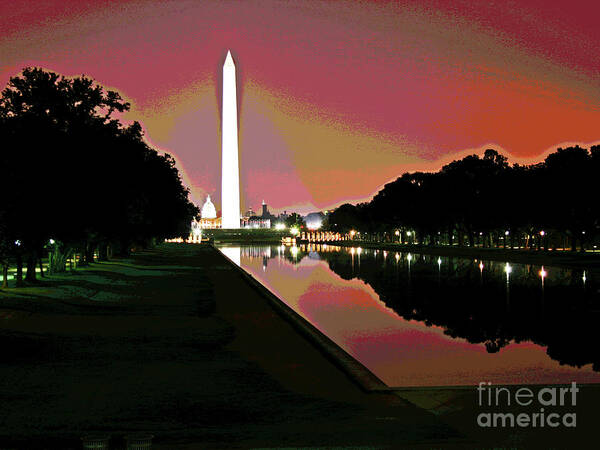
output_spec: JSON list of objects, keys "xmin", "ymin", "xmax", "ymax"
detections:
[{"xmin": 1, "ymin": 0, "xmax": 599, "ymax": 215}]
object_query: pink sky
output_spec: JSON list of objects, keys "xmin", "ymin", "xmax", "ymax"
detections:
[{"xmin": 2, "ymin": 0, "xmax": 599, "ymax": 213}]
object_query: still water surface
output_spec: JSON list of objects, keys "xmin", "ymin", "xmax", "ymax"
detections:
[{"xmin": 218, "ymin": 244, "xmax": 600, "ymax": 387}]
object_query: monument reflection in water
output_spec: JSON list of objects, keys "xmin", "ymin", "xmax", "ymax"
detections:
[{"xmin": 218, "ymin": 244, "xmax": 600, "ymax": 387}]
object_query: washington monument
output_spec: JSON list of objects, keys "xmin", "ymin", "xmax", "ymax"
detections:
[{"xmin": 221, "ymin": 50, "xmax": 241, "ymax": 229}]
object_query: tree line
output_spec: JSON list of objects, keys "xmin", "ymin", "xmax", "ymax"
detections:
[
  {"xmin": 0, "ymin": 68, "xmax": 198, "ymax": 287},
  {"xmin": 327, "ymin": 148, "xmax": 599, "ymax": 251}
]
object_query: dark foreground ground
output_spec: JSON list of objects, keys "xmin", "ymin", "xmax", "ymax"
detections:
[{"xmin": 0, "ymin": 244, "xmax": 598, "ymax": 449}]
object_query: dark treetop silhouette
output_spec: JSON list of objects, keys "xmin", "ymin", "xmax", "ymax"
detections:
[
  {"xmin": 327, "ymin": 148, "xmax": 599, "ymax": 252},
  {"xmin": 0, "ymin": 68, "xmax": 198, "ymax": 287}
]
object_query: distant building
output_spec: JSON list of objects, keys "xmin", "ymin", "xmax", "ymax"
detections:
[
  {"xmin": 261, "ymin": 200, "xmax": 276, "ymax": 221},
  {"xmin": 198, "ymin": 195, "xmax": 221, "ymax": 229},
  {"xmin": 243, "ymin": 200, "xmax": 275, "ymax": 228}
]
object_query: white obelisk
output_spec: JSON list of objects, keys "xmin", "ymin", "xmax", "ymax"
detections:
[{"xmin": 221, "ymin": 50, "xmax": 241, "ymax": 229}]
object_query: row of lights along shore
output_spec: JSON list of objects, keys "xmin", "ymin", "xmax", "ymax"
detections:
[{"xmin": 342, "ymin": 247, "xmax": 587, "ymax": 285}]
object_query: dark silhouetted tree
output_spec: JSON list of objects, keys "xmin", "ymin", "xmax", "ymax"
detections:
[{"xmin": 0, "ymin": 68, "xmax": 198, "ymax": 284}]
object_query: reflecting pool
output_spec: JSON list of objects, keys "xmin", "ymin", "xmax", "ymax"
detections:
[{"xmin": 217, "ymin": 244, "xmax": 600, "ymax": 388}]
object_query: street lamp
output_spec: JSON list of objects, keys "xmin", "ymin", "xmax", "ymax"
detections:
[{"xmin": 539, "ymin": 230, "xmax": 546, "ymax": 251}]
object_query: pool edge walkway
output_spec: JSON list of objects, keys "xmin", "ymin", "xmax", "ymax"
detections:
[{"xmin": 214, "ymin": 243, "xmax": 391, "ymax": 393}]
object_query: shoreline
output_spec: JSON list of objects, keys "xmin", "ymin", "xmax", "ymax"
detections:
[
  {"xmin": 214, "ymin": 241, "xmax": 600, "ymax": 448},
  {"xmin": 215, "ymin": 243, "xmax": 390, "ymax": 392},
  {"xmin": 186, "ymin": 230, "xmax": 599, "ymax": 270},
  {"xmin": 215, "ymin": 242, "xmax": 600, "ymax": 391},
  {"xmin": 326, "ymin": 240, "xmax": 600, "ymax": 270}
]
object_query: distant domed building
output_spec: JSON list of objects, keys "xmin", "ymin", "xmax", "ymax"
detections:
[
  {"xmin": 201, "ymin": 195, "xmax": 217, "ymax": 219},
  {"xmin": 199, "ymin": 194, "xmax": 221, "ymax": 229}
]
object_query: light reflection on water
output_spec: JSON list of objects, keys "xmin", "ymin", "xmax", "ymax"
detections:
[{"xmin": 218, "ymin": 244, "xmax": 600, "ymax": 387}]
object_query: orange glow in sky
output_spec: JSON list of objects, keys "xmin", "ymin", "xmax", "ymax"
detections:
[{"xmin": 2, "ymin": 0, "xmax": 599, "ymax": 213}]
